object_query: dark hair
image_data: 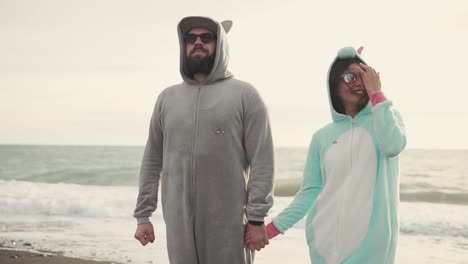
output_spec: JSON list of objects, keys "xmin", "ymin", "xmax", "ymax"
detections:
[{"xmin": 329, "ymin": 58, "xmax": 364, "ymax": 114}]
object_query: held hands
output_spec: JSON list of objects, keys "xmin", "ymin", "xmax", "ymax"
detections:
[
  {"xmin": 350, "ymin": 63, "xmax": 382, "ymax": 96},
  {"xmin": 244, "ymin": 223, "xmax": 269, "ymax": 251},
  {"xmin": 244, "ymin": 222, "xmax": 281, "ymax": 251},
  {"xmin": 134, "ymin": 223, "xmax": 155, "ymax": 246}
]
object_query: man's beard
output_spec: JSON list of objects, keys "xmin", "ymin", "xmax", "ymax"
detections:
[{"xmin": 186, "ymin": 50, "xmax": 215, "ymax": 76}]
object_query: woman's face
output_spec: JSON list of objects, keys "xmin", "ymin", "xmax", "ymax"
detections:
[{"xmin": 338, "ymin": 63, "xmax": 369, "ymax": 109}]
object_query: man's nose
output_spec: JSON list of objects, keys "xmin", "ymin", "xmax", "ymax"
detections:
[{"xmin": 193, "ymin": 36, "xmax": 204, "ymax": 45}]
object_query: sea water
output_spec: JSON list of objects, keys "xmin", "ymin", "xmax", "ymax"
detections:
[{"xmin": 0, "ymin": 145, "xmax": 467, "ymax": 263}]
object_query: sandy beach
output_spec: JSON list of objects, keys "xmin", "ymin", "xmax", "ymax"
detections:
[
  {"xmin": 1, "ymin": 199, "xmax": 468, "ymax": 264},
  {"xmin": 0, "ymin": 248, "xmax": 118, "ymax": 264}
]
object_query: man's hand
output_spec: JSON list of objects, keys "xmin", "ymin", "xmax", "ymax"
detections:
[
  {"xmin": 244, "ymin": 223, "xmax": 269, "ymax": 251},
  {"xmin": 134, "ymin": 223, "xmax": 155, "ymax": 246}
]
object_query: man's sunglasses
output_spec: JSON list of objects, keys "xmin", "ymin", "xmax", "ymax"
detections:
[
  {"xmin": 341, "ymin": 72, "xmax": 359, "ymax": 85},
  {"xmin": 184, "ymin": 33, "xmax": 217, "ymax": 44}
]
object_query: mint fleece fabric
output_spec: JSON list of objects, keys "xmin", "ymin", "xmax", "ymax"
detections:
[{"xmin": 273, "ymin": 47, "xmax": 406, "ymax": 264}]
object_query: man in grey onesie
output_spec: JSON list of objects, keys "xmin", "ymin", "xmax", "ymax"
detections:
[{"xmin": 133, "ymin": 16, "xmax": 275, "ymax": 264}]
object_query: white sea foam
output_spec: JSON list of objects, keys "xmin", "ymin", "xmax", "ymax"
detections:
[
  {"xmin": 0, "ymin": 180, "xmax": 136, "ymax": 218},
  {"xmin": 1, "ymin": 146, "xmax": 467, "ymax": 204},
  {"xmin": 1, "ymin": 194, "xmax": 467, "ymax": 263},
  {"xmin": 1, "ymin": 180, "xmax": 468, "ymax": 241}
]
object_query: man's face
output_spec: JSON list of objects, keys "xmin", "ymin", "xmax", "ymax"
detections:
[
  {"xmin": 184, "ymin": 28, "xmax": 217, "ymax": 76},
  {"xmin": 185, "ymin": 28, "xmax": 216, "ymax": 59}
]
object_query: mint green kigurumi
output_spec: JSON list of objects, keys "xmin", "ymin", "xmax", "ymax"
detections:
[{"xmin": 273, "ymin": 47, "xmax": 407, "ymax": 263}]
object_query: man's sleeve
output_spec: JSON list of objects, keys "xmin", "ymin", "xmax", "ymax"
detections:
[
  {"xmin": 243, "ymin": 87, "xmax": 275, "ymax": 222},
  {"xmin": 133, "ymin": 93, "xmax": 164, "ymax": 224}
]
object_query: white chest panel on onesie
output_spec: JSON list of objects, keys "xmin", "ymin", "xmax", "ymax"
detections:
[{"xmin": 313, "ymin": 126, "xmax": 377, "ymax": 264}]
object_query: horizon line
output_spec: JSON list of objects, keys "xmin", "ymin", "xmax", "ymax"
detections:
[{"xmin": 0, "ymin": 143, "xmax": 466, "ymax": 151}]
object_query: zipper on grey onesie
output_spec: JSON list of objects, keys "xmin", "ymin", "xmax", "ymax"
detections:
[{"xmin": 191, "ymin": 86, "xmax": 202, "ymax": 262}]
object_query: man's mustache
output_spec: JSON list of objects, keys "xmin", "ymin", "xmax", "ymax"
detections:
[{"xmin": 190, "ymin": 46, "xmax": 208, "ymax": 56}]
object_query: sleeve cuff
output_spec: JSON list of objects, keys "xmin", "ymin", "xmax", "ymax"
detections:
[
  {"xmin": 248, "ymin": 220, "xmax": 265, "ymax": 226},
  {"xmin": 137, "ymin": 217, "xmax": 151, "ymax": 225},
  {"xmin": 370, "ymin": 91, "xmax": 387, "ymax": 106},
  {"xmin": 266, "ymin": 222, "xmax": 281, "ymax": 238}
]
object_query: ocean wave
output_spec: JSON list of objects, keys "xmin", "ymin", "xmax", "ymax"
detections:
[
  {"xmin": 21, "ymin": 167, "xmax": 139, "ymax": 186},
  {"xmin": 399, "ymin": 202, "xmax": 468, "ymax": 239},
  {"xmin": 2, "ymin": 179, "xmax": 467, "ymax": 222},
  {"xmin": 0, "ymin": 180, "xmax": 137, "ymax": 218},
  {"xmin": 1, "ymin": 180, "xmax": 468, "ymax": 242},
  {"xmin": 400, "ymin": 223, "xmax": 468, "ymax": 239},
  {"xmin": 401, "ymin": 191, "xmax": 468, "ymax": 206},
  {"xmin": 273, "ymin": 178, "xmax": 468, "ymax": 205}
]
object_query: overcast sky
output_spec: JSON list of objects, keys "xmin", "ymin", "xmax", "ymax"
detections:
[{"xmin": 1, "ymin": 0, "xmax": 467, "ymax": 148}]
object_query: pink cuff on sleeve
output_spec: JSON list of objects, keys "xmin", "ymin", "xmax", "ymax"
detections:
[
  {"xmin": 370, "ymin": 91, "xmax": 387, "ymax": 106},
  {"xmin": 266, "ymin": 222, "xmax": 281, "ymax": 239}
]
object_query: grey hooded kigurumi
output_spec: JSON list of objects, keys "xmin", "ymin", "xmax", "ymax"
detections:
[{"xmin": 134, "ymin": 16, "xmax": 275, "ymax": 264}]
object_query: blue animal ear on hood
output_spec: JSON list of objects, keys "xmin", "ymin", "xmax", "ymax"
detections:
[
  {"xmin": 336, "ymin": 46, "xmax": 366, "ymax": 64},
  {"xmin": 337, "ymin": 46, "xmax": 358, "ymax": 59},
  {"xmin": 221, "ymin": 20, "xmax": 233, "ymax": 33}
]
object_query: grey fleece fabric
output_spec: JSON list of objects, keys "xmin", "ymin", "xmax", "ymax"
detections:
[{"xmin": 133, "ymin": 16, "xmax": 275, "ymax": 264}]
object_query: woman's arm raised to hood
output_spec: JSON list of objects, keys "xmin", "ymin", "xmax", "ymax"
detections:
[
  {"xmin": 356, "ymin": 63, "xmax": 407, "ymax": 157},
  {"xmin": 372, "ymin": 100, "xmax": 407, "ymax": 157}
]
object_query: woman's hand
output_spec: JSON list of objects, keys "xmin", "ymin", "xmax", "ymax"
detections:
[{"xmin": 354, "ymin": 63, "xmax": 382, "ymax": 96}]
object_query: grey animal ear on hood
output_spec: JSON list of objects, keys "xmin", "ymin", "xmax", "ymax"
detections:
[{"xmin": 221, "ymin": 20, "xmax": 233, "ymax": 33}]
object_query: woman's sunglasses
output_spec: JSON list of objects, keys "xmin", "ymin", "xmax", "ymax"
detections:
[
  {"xmin": 184, "ymin": 33, "xmax": 217, "ymax": 44},
  {"xmin": 341, "ymin": 72, "xmax": 359, "ymax": 85}
]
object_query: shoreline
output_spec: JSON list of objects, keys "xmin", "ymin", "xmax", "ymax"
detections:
[
  {"xmin": 1, "ymin": 200, "xmax": 468, "ymax": 263},
  {"xmin": 0, "ymin": 248, "xmax": 120, "ymax": 264}
]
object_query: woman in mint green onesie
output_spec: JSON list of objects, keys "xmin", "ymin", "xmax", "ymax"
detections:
[{"xmin": 256, "ymin": 47, "xmax": 406, "ymax": 263}]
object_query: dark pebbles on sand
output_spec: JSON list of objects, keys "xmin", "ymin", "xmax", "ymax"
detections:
[{"xmin": 0, "ymin": 249, "xmax": 119, "ymax": 264}]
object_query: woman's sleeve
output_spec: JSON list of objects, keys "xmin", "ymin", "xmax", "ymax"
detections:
[
  {"xmin": 273, "ymin": 133, "xmax": 323, "ymax": 233},
  {"xmin": 372, "ymin": 100, "xmax": 407, "ymax": 157}
]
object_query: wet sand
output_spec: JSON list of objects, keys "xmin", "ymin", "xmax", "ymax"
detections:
[{"xmin": 0, "ymin": 248, "xmax": 119, "ymax": 264}]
